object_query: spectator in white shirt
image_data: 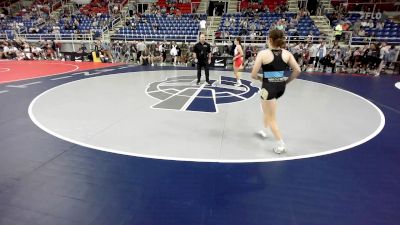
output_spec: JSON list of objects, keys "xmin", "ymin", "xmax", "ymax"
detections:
[
  {"xmin": 368, "ymin": 19, "xmax": 374, "ymax": 28},
  {"xmin": 314, "ymin": 41, "xmax": 327, "ymax": 69},
  {"xmin": 200, "ymin": 19, "xmax": 207, "ymax": 32},
  {"xmin": 361, "ymin": 20, "xmax": 369, "ymax": 28}
]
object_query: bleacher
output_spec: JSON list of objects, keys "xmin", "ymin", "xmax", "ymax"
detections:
[
  {"xmin": 240, "ymin": 0, "xmax": 287, "ymax": 11},
  {"xmin": 80, "ymin": 0, "xmax": 110, "ymax": 15},
  {"xmin": 57, "ymin": 15, "xmax": 110, "ymax": 34},
  {"xmin": 15, "ymin": 14, "xmax": 110, "ymax": 40},
  {"xmin": 331, "ymin": 0, "xmax": 398, "ymax": 12},
  {"xmin": 156, "ymin": 0, "xmax": 196, "ymax": 14},
  {"xmin": 0, "ymin": 30, "xmax": 15, "ymax": 40},
  {"xmin": 113, "ymin": 14, "xmax": 206, "ymax": 41},
  {"xmin": 218, "ymin": 12, "xmax": 320, "ymax": 37},
  {"xmin": 331, "ymin": 13, "xmax": 400, "ymax": 44},
  {"xmin": 0, "ymin": 16, "xmax": 39, "ymax": 39},
  {"xmin": 1, "ymin": 16, "xmax": 37, "ymax": 30}
]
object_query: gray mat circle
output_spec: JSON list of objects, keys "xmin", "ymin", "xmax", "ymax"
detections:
[{"xmin": 29, "ymin": 70, "xmax": 385, "ymax": 162}]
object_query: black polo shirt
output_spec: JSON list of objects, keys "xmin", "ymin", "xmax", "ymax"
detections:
[{"xmin": 194, "ymin": 42, "xmax": 211, "ymax": 61}]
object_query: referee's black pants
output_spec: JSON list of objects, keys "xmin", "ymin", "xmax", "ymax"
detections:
[{"xmin": 197, "ymin": 60, "xmax": 210, "ymax": 83}]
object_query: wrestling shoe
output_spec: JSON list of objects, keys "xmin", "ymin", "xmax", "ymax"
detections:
[{"xmin": 273, "ymin": 145, "xmax": 286, "ymax": 154}]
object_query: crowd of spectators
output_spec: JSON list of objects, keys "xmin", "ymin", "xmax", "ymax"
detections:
[
  {"xmin": 79, "ymin": 0, "xmax": 124, "ymax": 17},
  {"xmin": 240, "ymin": 0, "xmax": 289, "ymax": 14},
  {"xmin": 1, "ymin": 0, "xmax": 398, "ymax": 76},
  {"xmin": 286, "ymin": 40, "xmax": 398, "ymax": 76},
  {"xmin": 216, "ymin": 8, "xmax": 316, "ymax": 41},
  {"xmin": 106, "ymin": 40, "xmax": 195, "ymax": 66},
  {"xmin": 147, "ymin": 2, "xmax": 186, "ymax": 17},
  {"xmin": 0, "ymin": 38, "xmax": 60, "ymax": 60},
  {"xmin": 0, "ymin": 1, "xmax": 50, "ymax": 34},
  {"xmin": 1, "ymin": 35, "xmax": 398, "ymax": 76},
  {"xmin": 327, "ymin": 5, "xmax": 390, "ymax": 42}
]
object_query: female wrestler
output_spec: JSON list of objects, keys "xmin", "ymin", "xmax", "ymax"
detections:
[
  {"xmin": 233, "ymin": 37, "xmax": 244, "ymax": 86},
  {"xmin": 251, "ymin": 29, "xmax": 301, "ymax": 153}
]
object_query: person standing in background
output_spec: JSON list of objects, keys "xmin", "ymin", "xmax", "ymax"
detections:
[{"xmin": 193, "ymin": 34, "xmax": 212, "ymax": 85}]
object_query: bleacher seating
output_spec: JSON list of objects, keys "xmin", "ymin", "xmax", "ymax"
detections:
[
  {"xmin": 57, "ymin": 14, "xmax": 110, "ymax": 34},
  {"xmin": 331, "ymin": 0, "xmax": 398, "ymax": 12},
  {"xmin": 218, "ymin": 12, "xmax": 320, "ymax": 37},
  {"xmin": 0, "ymin": 30, "xmax": 15, "ymax": 40},
  {"xmin": 80, "ymin": 0, "xmax": 109, "ymax": 15},
  {"xmin": 240, "ymin": 0, "xmax": 287, "ymax": 11},
  {"xmin": 80, "ymin": 0, "xmax": 127, "ymax": 15},
  {"xmin": 113, "ymin": 14, "xmax": 206, "ymax": 41},
  {"xmin": 156, "ymin": 0, "xmax": 196, "ymax": 14},
  {"xmin": 0, "ymin": 16, "xmax": 38, "ymax": 39},
  {"xmin": 331, "ymin": 13, "xmax": 400, "ymax": 44}
]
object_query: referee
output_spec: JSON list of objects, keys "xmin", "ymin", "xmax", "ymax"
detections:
[{"xmin": 193, "ymin": 34, "xmax": 212, "ymax": 85}]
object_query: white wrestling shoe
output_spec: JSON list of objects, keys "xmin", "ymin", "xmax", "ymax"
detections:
[
  {"xmin": 273, "ymin": 145, "xmax": 286, "ymax": 154},
  {"xmin": 234, "ymin": 80, "xmax": 242, "ymax": 86},
  {"xmin": 257, "ymin": 130, "xmax": 268, "ymax": 138}
]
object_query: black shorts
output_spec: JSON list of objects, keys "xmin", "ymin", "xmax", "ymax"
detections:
[
  {"xmin": 261, "ymin": 78, "xmax": 286, "ymax": 100},
  {"xmin": 308, "ymin": 57, "xmax": 315, "ymax": 65}
]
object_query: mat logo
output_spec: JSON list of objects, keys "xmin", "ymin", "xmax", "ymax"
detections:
[{"xmin": 146, "ymin": 75, "xmax": 259, "ymax": 113}]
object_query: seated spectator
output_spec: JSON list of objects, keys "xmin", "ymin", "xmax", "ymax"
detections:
[
  {"xmin": 140, "ymin": 47, "xmax": 151, "ymax": 65},
  {"xmin": 376, "ymin": 21, "xmax": 384, "ymax": 30},
  {"xmin": 249, "ymin": 22, "xmax": 256, "ymax": 31},
  {"xmin": 78, "ymin": 43, "xmax": 87, "ymax": 53},
  {"xmin": 342, "ymin": 22, "xmax": 350, "ymax": 31},
  {"xmin": 275, "ymin": 20, "xmax": 286, "ymax": 31},
  {"xmin": 0, "ymin": 12, "xmax": 5, "ymax": 21},
  {"xmin": 212, "ymin": 44, "xmax": 220, "ymax": 56},
  {"xmin": 112, "ymin": 4, "xmax": 119, "ymax": 14},
  {"xmin": 293, "ymin": 42, "xmax": 304, "ymax": 62},
  {"xmin": 152, "ymin": 22, "xmax": 159, "ymax": 31},
  {"xmin": 361, "ymin": 20, "xmax": 369, "ymax": 28},
  {"xmin": 6, "ymin": 44, "xmax": 19, "ymax": 59},
  {"xmin": 385, "ymin": 45, "xmax": 398, "ymax": 69},
  {"xmin": 368, "ymin": 19, "xmax": 374, "ymax": 28},
  {"xmin": 215, "ymin": 30, "xmax": 221, "ymax": 39},
  {"xmin": 307, "ymin": 31, "xmax": 314, "ymax": 42},
  {"xmin": 357, "ymin": 29, "xmax": 365, "ymax": 37},
  {"xmin": 95, "ymin": 40, "xmax": 112, "ymax": 62},
  {"xmin": 353, "ymin": 19, "xmax": 361, "ymax": 34},
  {"xmin": 239, "ymin": 18, "xmax": 248, "ymax": 28},
  {"xmin": 289, "ymin": 16, "xmax": 298, "ymax": 28},
  {"xmin": 130, "ymin": 21, "xmax": 137, "ymax": 30},
  {"xmin": 229, "ymin": 16, "xmax": 235, "ymax": 24},
  {"xmin": 320, "ymin": 51, "xmax": 337, "ymax": 73},
  {"xmin": 32, "ymin": 45, "xmax": 43, "ymax": 60},
  {"xmin": 92, "ymin": 19, "xmax": 99, "ymax": 27},
  {"xmin": 175, "ymin": 8, "xmax": 182, "ymax": 17},
  {"xmin": 161, "ymin": 7, "xmax": 167, "ymax": 15},
  {"xmin": 223, "ymin": 19, "xmax": 230, "ymax": 27}
]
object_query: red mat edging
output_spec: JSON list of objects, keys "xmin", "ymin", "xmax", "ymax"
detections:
[{"xmin": 0, "ymin": 60, "xmax": 123, "ymax": 84}]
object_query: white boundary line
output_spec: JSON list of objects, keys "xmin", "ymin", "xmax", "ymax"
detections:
[
  {"xmin": 28, "ymin": 74, "xmax": 386, "ymax": 163},
  {"xmin": 180, "ymin": 82, "xmax": 208, "ymax": 111},
  {"xmin": 0, "ymin": 68, "xmax": 10, "ymax": 72},
  {"xmin": 6, "ymin": 81, "xmax": 42, "ymax": 88},
  {"xmin": 395, "ymin": 82, "xmax": 400, "ymax": 90},
  {"xmin": 51, "ymin": 76, "xmax": 73, "ymax": 81}
]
